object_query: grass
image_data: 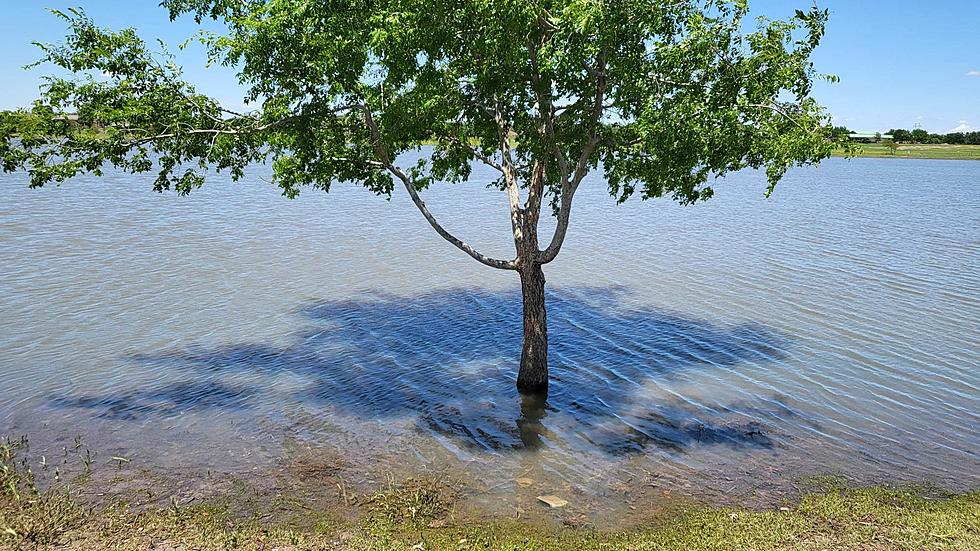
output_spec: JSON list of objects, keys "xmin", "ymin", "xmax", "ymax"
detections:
[
  {"xmin": 0, "ymin": 437, "xmax": 91, "ymax": 546},
  {"xmin": 835, "ymin": 143, "xmax": 980, "ymax": 160},
  {"xmin": 2, "ymin": 438, "xmax": 979, "ymax": 550},
  {"xmin": 369, "ymin": 477, "xmax": 457, "ymax": 527}
]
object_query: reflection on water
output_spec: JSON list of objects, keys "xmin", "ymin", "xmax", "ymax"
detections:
[
  {"xmin": 517, "ymin": 391, "xmax": 549, "ymax": 450},
  {"xmin": 1, "ymin": 155, "xmax": 979, "ymax": 510}
]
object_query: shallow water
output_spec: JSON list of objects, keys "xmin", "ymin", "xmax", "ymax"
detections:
[{"xmin": 1, "ymin": 155, "xmax": 978, "ymax": 515}]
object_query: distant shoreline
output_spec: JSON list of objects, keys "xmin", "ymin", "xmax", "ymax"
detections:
[{"xmin": 834, "ymin": 143, "xmax": 980, "ymax": 161}]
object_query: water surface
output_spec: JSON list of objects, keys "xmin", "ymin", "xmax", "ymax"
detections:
[{"xmin": 1, "ymin": 156, "xmax": 978, "ymax": 516}]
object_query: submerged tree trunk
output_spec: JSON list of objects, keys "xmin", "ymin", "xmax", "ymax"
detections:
[{"xmin": 517, "ymin": 262, "xmax": 548, "ymax": 394}]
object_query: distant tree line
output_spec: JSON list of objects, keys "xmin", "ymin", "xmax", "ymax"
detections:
[
  {"xmin": 887, "ymin": 128, "xmax": 980, "ymax": 144},
  {"xmin": 834, "ymin": 126, "xmax": 980, "ymax": 145}
]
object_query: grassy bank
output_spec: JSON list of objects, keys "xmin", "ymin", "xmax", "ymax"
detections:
[
  {"xmin": 835, "ymin": 143, "xmax": 980, "ymax": 160},
  {"xmin": 3, "ymin": 440, "xmax": 979, "ymax": 550}
]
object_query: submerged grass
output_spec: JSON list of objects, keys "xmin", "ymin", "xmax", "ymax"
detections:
[{"xmin": 2, "ymin": 438, "xmax": 978, "ymax": 550}]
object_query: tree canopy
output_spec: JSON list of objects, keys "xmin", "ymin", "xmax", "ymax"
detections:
[
  {"xmin": 0, "ymin": 0, "xmax": 846, "ymax": 392},
  {"xmin": 2, "ymin": 0, "xmax": 840, "ymax": 269}
]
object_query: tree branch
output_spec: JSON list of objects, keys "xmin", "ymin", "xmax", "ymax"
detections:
[
  {"xmin": 119, "ymin": 114, "xmax": 302, "ymax": 146},
  {"xmin": 360, "ymin": 105, "xmax": 517, "ymax": 271},
  {"xmin": 526, "ymin": 37, "xmax": 567, "ymax": 214},
  {"xmin": 493, "ymin": 101, "xmax": 526, "ymax": 248},
  {"xmin": 539, "ymin": 50, "xmax": 607, "ymax": 264},
  {"xmin": 444, "ymin": 134, "xmax": 503, "ymax": 174},
  {"xmin": 748, "ymin": 103, "xmax": 811, "ymax": 132}
]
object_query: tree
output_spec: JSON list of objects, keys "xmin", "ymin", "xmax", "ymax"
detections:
[
  {"xmin": 911, "ymin": 128, "xmax": 930, "ymax": 143},
  {"xmin": 889, "ymin": 129, "xmax": 912, "ymax": 143},
  {"xmin": 881, "ymin": 139, "xmax": 898, "ymax": 155},
  {"xmin": 0, "ymin": 1, "xmax": 841, "ymax": 395},
  {"xmin": 945, "ymin": 132, "xmax": 965, "ymax": 145}
]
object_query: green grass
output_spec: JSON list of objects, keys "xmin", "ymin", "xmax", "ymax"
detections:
[
  {"xmin": 7, "ymin": 485, "xmax": 977, "ymax": 550},
  {"xmin": 836, "ymin": 143, "xmax": 980, "ymax": 160},
  {"xmin": 3, "ymin": 439, "xmax": 979, "ymax": 550}
]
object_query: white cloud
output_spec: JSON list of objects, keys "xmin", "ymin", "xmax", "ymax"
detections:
[
  {"xmin": 967, "ymin": 70, "xmax": 980, "ymax": 77},
  {"xmin": 949, "ymin": 121, "xmax": 977, "ymax": 133}
]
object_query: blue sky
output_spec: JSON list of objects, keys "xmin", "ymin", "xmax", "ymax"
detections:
[{"xmin": 1, "ymin": 1, "xmax": 978, "ymax": 133}]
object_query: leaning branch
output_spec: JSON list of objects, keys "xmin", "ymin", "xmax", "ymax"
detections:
[
  {"xmin": 107, "ymin": 100, "xmax": 516, "ymax": 271},
  {"xmin": 360, "ymin": 105, "xmax": 517, "ymax": 271}
]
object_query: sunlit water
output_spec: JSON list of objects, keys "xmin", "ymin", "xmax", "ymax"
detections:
[{"xmin": 1, "ymin": 155, "xmax": 978, "ymax": 517}]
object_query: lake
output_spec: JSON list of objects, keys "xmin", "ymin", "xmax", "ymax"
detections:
[{"xmin": 1, "ymin": 155, "xmax": 978, "ymax": 520}]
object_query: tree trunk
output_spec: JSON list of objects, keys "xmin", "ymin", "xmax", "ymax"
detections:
[{"xmin": 517, "ymin": 262, "xmax": 548, "ymax": 394}]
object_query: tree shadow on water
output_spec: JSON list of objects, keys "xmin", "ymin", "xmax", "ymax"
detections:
[{"xmin": 50, "ymin": 287, "xmax": 807, "ymax": 457}]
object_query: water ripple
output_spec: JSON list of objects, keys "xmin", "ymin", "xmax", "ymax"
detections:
[{"xmin": 1, "ymin": 156, "xmax": 978, "ymax": 499}]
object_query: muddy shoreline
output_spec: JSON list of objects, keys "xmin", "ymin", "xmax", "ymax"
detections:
[{"xmin": 4, "ymin": 435, "xmax": 979, "ymax": 550}]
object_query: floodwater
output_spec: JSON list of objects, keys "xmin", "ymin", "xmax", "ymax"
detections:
[{"xmin": 1, "ymin": 155, "xmax": 978, "ymax": 517}]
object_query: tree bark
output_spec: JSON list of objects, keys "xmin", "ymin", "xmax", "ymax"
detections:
[{"xmin": 517, "ymin": 262, "xmax": 548, "ymax": 394}]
